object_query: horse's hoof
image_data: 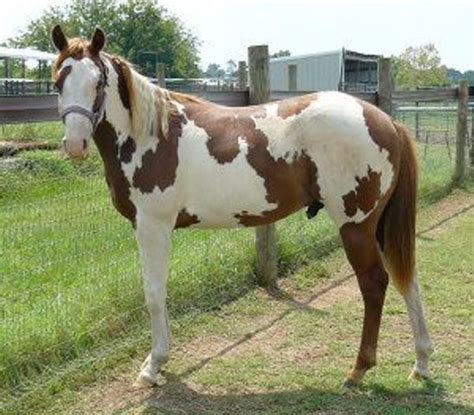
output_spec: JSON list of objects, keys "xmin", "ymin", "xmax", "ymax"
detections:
[
  {"xmin": 133, "ymin": 371, "xmax": 157, "ymax": 388},
  {"xmin": 341, "ymin": 378, "xmax": 360, "ymax": 390},
  {"xmin": 409, "ymin": 367, "xmax": 431, "ymax": 381}
]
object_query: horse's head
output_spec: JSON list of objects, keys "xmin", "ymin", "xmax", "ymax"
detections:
[{"xmin": 51, "ymin": 25, "xmax": 108, "ymax": 159}]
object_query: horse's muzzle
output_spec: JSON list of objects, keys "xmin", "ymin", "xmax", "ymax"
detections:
[{"xmin": 62, "ymin": 137, "xmax": 89, "ymax": 160}]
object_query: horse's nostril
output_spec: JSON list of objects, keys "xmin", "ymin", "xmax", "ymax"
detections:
[{"xmin": 83, "ymin": 139, "xmax": 88, "ymax": 150}]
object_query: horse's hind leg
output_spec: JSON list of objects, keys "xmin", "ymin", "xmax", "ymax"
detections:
[
  {"xmin": 402, "ymin": 274, "xmax": 433, "ymax": 379},
  {"xmin": 339, "ymin": 219, "xmax": 389, "ymax": 387}
]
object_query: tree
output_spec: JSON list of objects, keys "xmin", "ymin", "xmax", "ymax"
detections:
[
  {"xmin": 204, "ymin": 63, "xmax": 225, "ymax": 79},
  {"xmin": 393, "ymin": 44, "xmax": 448, "ymax": 89},
  {"xmin": 447, "ymin": 68, "xmax": 474, "ymax": 86},
  {"xmin": 225, "ymin": 59, "xmax": 237, "ymax": 77},
  {"xmin": 8, "ymin": 0, "xmax": 201, "ymax": 78},
  {"xmin": 271, "ymin": 50, "xmax": 291, "ymax": 58}
]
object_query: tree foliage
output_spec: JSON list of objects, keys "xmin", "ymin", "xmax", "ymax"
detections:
[
  {"xmin": 447, "ymin": 68, "xmax": 474, "ymax": 85},
  {"xmin": 8, "ymin": 0, "xmax": 200, "ymax": 78},
  {"xmin": 226, "ymin": 59, "xmax": 237, "ymax": 77},
  {"xmin": 271, "ymin": 50, "xmax": 291, "ymax": 58},
  {"xmin": 204, "ymin": 63, "xmax": 225, "ymax": 79},
  {"xmin": 394, "ymin": 44, "xmax": 448, "ymax": 89}
]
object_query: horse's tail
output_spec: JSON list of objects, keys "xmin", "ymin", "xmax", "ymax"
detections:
[{"xmin": 379, "ymin": 121, "xmax": 418, "ymax": 294}]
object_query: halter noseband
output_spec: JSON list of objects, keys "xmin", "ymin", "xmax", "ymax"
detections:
[{"xmin": 59, "ymin": 59, "xmax": 109, "ymax": 131}]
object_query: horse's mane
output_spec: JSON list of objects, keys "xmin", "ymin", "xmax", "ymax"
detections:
[{"xmin": 52, "ymin": 38, "xmax": 203, "ymax": 141}]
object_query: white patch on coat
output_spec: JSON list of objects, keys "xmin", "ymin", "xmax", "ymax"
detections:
[
  {"xmin": 126, "ymin": 119, "xmax": 277, "ymax": 228},
  {"xmin": 103, "ymin": 59, "xmax": 132, "ymax": 141},
  {"xmin": 58, "ymin": 57, "xmax": 99, "ymax": 116},
  {"xmin": 254, "ymin": 92, "xmax": 394, "ymax": 226},
  {"xmin": 402, "ymin": 275, "xmax": 433, "ymax": 377},
  {"xmin": 58, "ymin": 57, "xmax": 101, "ymax": 156},
  {"xmin": 175, "ymin": 122, "xmax": 277, "ymax": 227},
  {"xmin": 252, "ymin": 102, "xmax": 306, "ymax": 161}
]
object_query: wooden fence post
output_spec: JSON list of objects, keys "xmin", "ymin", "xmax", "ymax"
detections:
[
  {"xmin": 470, "ymin": 106, "xmax": 474, "ymax": 167},
  {"xmin": 248, "ymin": 45, "xmax": 278, "ymax": 289},
  {"xmin": 156, "ymin": 63, "xmax": 166, "ymax": 88},
  {"xmin": 238, "ymin": 61, "xmax": 247, "ymax": 90},
  {"xmin": 452, "ymin": 80, "xmax": 469, "ymax": 185},
  {"xmin": 415, "ymin": 101, "xmax": 420, "ymax": 140},
  {"xmin": 378, "ymin": 57, "xmax": 393, "ymax": 116}
]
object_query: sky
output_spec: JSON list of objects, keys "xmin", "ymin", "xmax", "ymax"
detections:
[{"xmin": 1, "ymin": 0, "xmax": 473, "ymax": 71}]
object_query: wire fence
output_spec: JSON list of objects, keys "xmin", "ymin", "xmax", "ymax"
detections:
[
  {"xmin": 396, "ymin": 100, "xmax": 472, "ymax": 203},
  {"xmin": 0, "ymin": 99, "xmax": 468, "ymax": 407}
]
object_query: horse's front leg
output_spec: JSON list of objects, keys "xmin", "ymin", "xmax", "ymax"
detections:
[{"xmin": 134, "ymin": 214, "xmax": 174, "ymax": 387}]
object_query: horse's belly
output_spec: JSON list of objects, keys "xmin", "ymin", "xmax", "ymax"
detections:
[{"xmin": 183, "ymin": 187, "xmax": 279, "ymax": 228}]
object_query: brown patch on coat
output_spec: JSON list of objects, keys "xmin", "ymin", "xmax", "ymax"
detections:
[
  {"xmin": 93, "ymin": 120, "xmax": 136, "ymax": 224},
  {"xmin": 132, "ymin": 112, "xmax": 185, "ymax": 193},
  {"xmin": 342, "ymin": 167, "xmax": 382, "ymax": 217},
  {"xmin": 119, "ymin": 136, "xmax": 136, "ymax": 163},
  {"xmin": 277, "ymin": 93, "xmax": 318, "ymax": 119},
  {"xmin": 358, "ymin": 99, "xmax": 401, "ymax": 165},
  {"xmin": 175, "ymin": 208, "xmax": 200, "ymax": 229},
  {"xmin": 53, "ymin": 65, "xmax": 72, "ymax": 93},
  {"xmin": 237, "ymin": 149, "xmax": 320, "ymax": 226},
  {"xmin": 182, "ymin": 99, "xmax": 321, "ymax": 225},
  {"xmin": 109, "ymin": 57, "xmax": 132, "ymax": 111},
  {"xmin": 184, "ymin": 103, "xmax": 266, "ymax": 165}
]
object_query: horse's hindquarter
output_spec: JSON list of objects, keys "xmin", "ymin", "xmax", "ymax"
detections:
[{"xmin": 293, "ymin": 92, "xmax": 400, "ymax": 227}]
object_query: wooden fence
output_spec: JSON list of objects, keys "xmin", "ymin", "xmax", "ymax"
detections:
[{"xmin": 1, "ymin": 46, "xmax": 472, "ymax": 288}]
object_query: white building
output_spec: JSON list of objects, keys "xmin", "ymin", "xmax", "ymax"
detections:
[{"xmin": 269, "ymin": 48, "xmax": 380, "ymax": 93}]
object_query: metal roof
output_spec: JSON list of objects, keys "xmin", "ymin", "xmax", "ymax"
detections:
[
  {"xmin": 271, "ymin": 50, "xmax": 343, "ymax": 63},
  {"xmin": 0, "ymin": 47, "xmax": 57, "ymax": 61},
  {"xmin": 270, "ymin": 48, "xmax": 380, "ymax": 63}
]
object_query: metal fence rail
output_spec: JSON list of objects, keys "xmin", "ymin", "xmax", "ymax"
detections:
[{"xmin": 0, "ymin": 79, "xmax": 55, "ymax": 96}]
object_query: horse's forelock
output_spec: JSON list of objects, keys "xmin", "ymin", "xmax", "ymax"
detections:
[{"xmin": 52, "ymin": 38, "xmax": 90, "ymax": 77}]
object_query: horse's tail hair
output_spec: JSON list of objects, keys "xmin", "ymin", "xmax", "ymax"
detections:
[{"xmin": 379, "ymin": 121, "xmax": 418, "ymax": 294}]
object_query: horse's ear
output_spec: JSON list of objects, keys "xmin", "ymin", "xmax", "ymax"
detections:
[
  {"xmin": 90, "ymin": 28, "xmax": 106, "ymax": 55},
  {"xmin": 52, "ymin": 25, "xmax": 68, "ymax": 52}
]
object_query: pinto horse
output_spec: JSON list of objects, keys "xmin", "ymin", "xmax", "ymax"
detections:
[{"xmin": 51, "ymin": 26, "xmax": 433, "ymax": 388}]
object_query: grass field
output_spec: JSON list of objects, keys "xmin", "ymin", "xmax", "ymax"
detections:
[
  {"xmin": 70, "ymin": 195, "xmax": 472, "ymax": 415},
  {"xmin": 0, "ymin": 122, "xmax": 64, "ymax": 143},
  {"xmin": 0, "ymin": 133, "xmax": 469, "ymax": 413},
  {"xmin": 7, "ymin": 184, "xmax": 473, "ymax": 415}
]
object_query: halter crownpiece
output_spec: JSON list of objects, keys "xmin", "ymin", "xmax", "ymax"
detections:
[{"xmin": 58, "ymin": 60, "xmax": 109, "ymax": 131}]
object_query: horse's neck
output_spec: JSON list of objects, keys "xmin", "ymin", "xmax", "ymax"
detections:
[{"xmin": 103, "ymin": 62, "xmax": 167, "ymax": 145}]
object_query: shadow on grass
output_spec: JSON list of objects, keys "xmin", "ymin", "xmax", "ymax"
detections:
[{"xmin": 134, "ymin": 376, "xmax": 470, "ymax": 415}]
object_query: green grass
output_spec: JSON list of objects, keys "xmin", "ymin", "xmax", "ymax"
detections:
[
  {"xmin": 0, "ymin": 122, "xmax": 64, "ymax": 143},
  {"xmin": 51, "ymin": 190, "xmax": 474, "ymax": 414},
  {"xmin": 0, "ymin": 138, "xmax": 465, "ymax": 413}
]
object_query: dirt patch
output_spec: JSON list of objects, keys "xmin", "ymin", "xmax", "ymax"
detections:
[{"xmin": 417, "ymin": 190, "xmax": 473, "ymax": 238}]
